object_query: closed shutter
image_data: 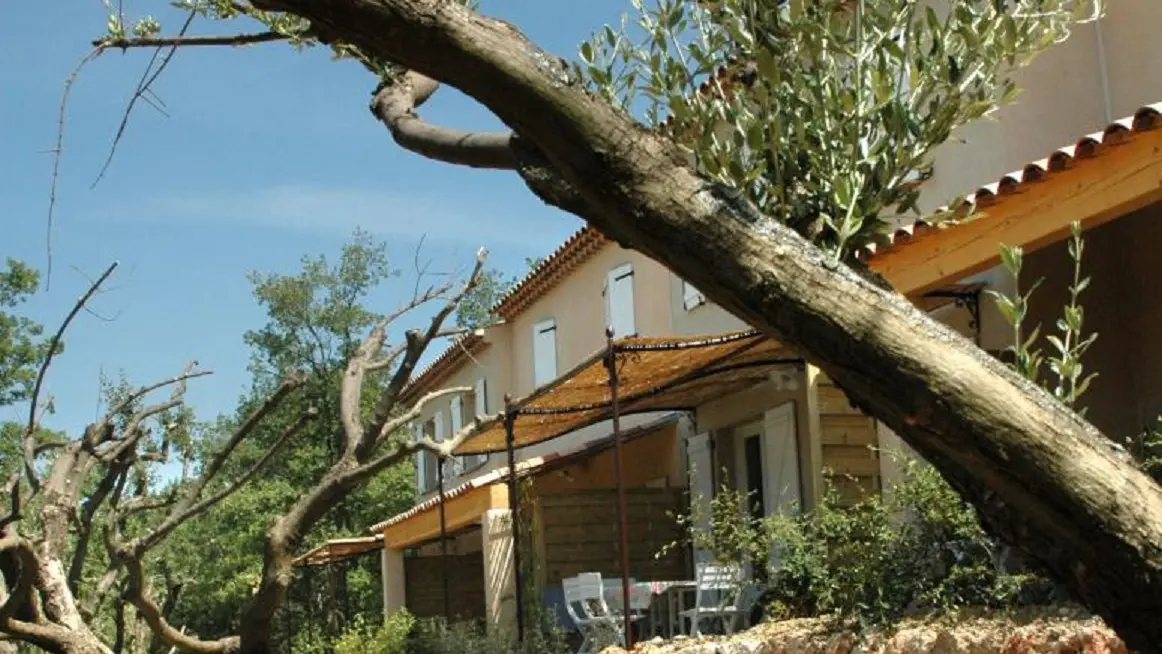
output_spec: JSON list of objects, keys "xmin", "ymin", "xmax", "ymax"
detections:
[
  {"xmin": 472, "ymin": 378, "xmax": 489, "ymax": 469},
  {"xmin": 433, "ymin": 411, "xmax": 449, "ymax": 481},
  {"xmin": 413, "ymin": 422, "xmax": 427, "ymax": 495},
  {"xmin": 682, "ymin": 280, "xmax": 705, "ymax": 311},
  {"xmin": 686, "ymin": 433, "xmax": 714, "ymax": 568},
  {"xmin": 449, "ymin": 396, "xmax": 464, "ymax": 476},
  {"xmin": 605, "ymin": 264, "xmax": 636, "ymax": 337},
  {"xmin": 533, "ymin": 319, "xmax": 557, "ymax": 387}
]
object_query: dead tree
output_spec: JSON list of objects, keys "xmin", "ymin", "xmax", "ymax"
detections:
[
  {"xmin": 81, "ymin": 0, "xmax": 1162, "ymax": 649},
  {"xmin": 0, "ymin": 251, "xmax": 488, "ymax": 654}
]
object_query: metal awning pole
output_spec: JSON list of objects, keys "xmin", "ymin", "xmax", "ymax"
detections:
[
  {"xmin": 437, "ymin": 455, "xmax": 450, "ymax": 618},
  {"xmin": 503, "ymin": 394, "xmax": 525, "ymax": 642},
  {"xmin": 604, "ymin": 327, "xmax": 633, "ymax": 648}
]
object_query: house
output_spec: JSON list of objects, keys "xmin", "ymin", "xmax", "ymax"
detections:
[{"xmin": 292, "ymin": 0, "xmax": 1162, "ymax": 636}]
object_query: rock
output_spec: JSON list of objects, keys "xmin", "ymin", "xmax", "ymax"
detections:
[{"xmin": 598, "ymin": 607, "xmax": 1127, "ymax": 654}]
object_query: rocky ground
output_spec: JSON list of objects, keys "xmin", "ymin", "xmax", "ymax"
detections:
[{"xmin": 602, "ymin": 606, "xmax": 1127, "ymax": 654}]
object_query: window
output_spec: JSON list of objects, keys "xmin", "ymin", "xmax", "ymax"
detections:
[
  {"xmin": 603, "ymin": 263, "xmax": 636, "ymax": 337},
  {"xmin": 449, "ymin": 396, "xmax": 465, "ymax": 476},
  {"xmin": 467, "ymin": 378, "xmax": 490, "ymax": 470},
  {"xmin": 425, "ymin": 420, "xmax": 436, "ymax": 492},
  {"xmin": 682, "ymin": 280, "xmax": 706, "ymax": 311},
  {"xmin": 433, "ymin": 410, "xmax": 451, "ymax": 480},
  {"xmin": 412, "ymin": 422, "xmax": 426, "ymax": 495},
  {"xmin": 533, "ymin": 319, "xmax": 558, "ymax": 387}
]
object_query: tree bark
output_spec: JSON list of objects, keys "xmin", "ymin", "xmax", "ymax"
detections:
[{"xmin": 245, "ymin": 0, "xmax": 1162, "ymax": 648}]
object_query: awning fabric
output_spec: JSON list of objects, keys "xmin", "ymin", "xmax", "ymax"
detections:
[
  {"xmin": 293, "ymin": 535, "xmax": 383, "ymax": 567},
  {"xmin": 453, "ymin": 330, "xmax": 798, "ymax": 455}
]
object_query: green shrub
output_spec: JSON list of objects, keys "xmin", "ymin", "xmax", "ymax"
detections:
[
  {"xmin": 331, "ymin": 610, "xmax": 415, "ymax": 654},
  {"xmin": 670, "ymin": 458, "xmax": 1058, "ymax": 629},
  {"xmin": 406, "ymin": 616, "xmax": 567, "ymax": 654}
]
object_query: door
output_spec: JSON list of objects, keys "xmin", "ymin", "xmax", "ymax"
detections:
[
  {"xmin": 685, "ymin": 432, "xmax": 715, "ymax": 568},
  {"xmin": 762, "ymin": 403, "xmax": 801, "ymax": 571},
  {"xmin": 733, "ymin": 421, "xmax": 766, "ymax": 521},
  {"xmin": 733, "ymin": 420, "xmax": 767, "ymax": 580},
  {"xmin": 762, "ymin": 403, "xmax": 801, "ymax": 518}
]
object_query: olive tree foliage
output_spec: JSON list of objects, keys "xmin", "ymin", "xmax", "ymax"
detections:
[{"xmin": 575, "ymin": 0, "xmax": 1099, "ymax": 257}]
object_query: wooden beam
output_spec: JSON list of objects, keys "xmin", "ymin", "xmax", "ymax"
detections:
[
  {"xmin": 871, "ymin": 127, "xmax": 1162, "ymax": 296},
  {"xmin": 801, "ymin": 364, "xmax": 826, "ymax": 509},
  {"xmin": 383, "ymin": 484, "xmax": 509, "ymax": 550}
]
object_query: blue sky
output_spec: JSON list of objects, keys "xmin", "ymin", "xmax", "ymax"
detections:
[{"xmin": 1, "ymin": 0, "xmax": 627, "ymax": 435}]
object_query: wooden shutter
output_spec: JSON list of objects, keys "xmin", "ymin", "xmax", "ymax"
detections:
[
  {"xmin": 682, "ymin": 280, "xmax": 706, "ymax": 311},
  {"xmin": 472, "ymin": 378, "xmax": 489, "ymax": 469},
  {"xmin": 449, "ymin": 396, "xmax": 464, "ymax": 476},
  {"xmin": 606, "ymin": 263, "xmax": 636, "ymax": 337},
  {"xmin": 433, "ymin": 411, "xmax": 450, "ymax": 480},
  {"xmin": 412, "ymin": 422, "xmax": 427, "ymax": 495},
  {"xmin": 533, "ymin": 319, "xmax": 558, "ymax": 387}
]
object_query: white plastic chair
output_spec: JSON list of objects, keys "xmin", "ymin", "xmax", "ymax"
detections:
[
  {"xmin": 562, "ymin": 573, "xmax": 623, "ymax": 654},
  {"xmin": 678, "ymin": 563, "xmax": 748, "ymax": 637},
  {"xmin": 603, "ymin": 577, "xmax": 649, "ymax": 637}
]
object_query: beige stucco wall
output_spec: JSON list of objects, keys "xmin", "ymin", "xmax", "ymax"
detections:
[
  {"xmin": 508, "ymin": 245, "xmax": 672, "ymax": 398},
  {"xmin": 1092, "ymin": 1, "xmax": 1162, "ymax": 121},
  {"xmin": 410, "ymin": 324, "xmax": 512, "ymax": 495},
  {"xmin": 667, "ymin": 274, "xmax": 750, "ymax": 336}
]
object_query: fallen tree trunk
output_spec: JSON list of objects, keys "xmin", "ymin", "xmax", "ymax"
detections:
[{"xmin": 245, "ymin": 1, "xmax": 1162, "ymax": 649}]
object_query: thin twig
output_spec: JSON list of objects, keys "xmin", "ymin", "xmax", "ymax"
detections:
[
  {"xmin": 91, "ymin": 9, "xmax": 198, "ymax": 190},
  {"xmin": 45, "ymin": 48, "xmax": 103, "ymax": 291},
  {"xmin": 23, "ymin": 261, "xmax": 119, "ymax": 492},
  {"xmin": 94, "ymin": 31, "xmax": 287, "ymax": 49}
]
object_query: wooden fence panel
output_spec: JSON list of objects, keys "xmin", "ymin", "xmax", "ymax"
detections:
[
  {"xmin": 404, "ymin": 552, "xmax": 486, "ymax": 621},
  {"xmin": 538, "ymin": 488, "xmax": 689, "ymax": 586}
]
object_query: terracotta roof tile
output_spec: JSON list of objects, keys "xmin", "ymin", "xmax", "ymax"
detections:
[
  {"xmin": 398, "ymin": 329, "xmax": 488, "ymax": 406},
  {"xmin": 491, "ymin": 226, "xmax": 609, "ymax": 319}
]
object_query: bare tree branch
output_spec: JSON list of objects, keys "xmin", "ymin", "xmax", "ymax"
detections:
[
  {"xmin": 67, "ymin": 462, "xmax": 128, "ymax": 593},
  {"xmin": 347, "ymin": 409, "xmax": 492, "ymax": 488},
  {"xmin": 366, "ymin": 248, "xmax": 488, "ymax": 451},
  {"xmin": 24, "ymin": 261, "xmax": 119, "ymax": 493},
  {"xmin": 0, "ymin": 476, "xmax": 21, "ymax": 534},
  {"xmin": 98, "ymin": 370, "xmax": 213, "ymax": 436},
  {"xmin": 33, "ymin": 441, "xmax": 66, "ymax": 457},
  {"xmin": 117, "ymin": 493, "xmax": 177, "ymax": 518},
  {"xmin": 375, "ymin": 386, "xmax": 470, "ymax": 443},
  {"xmin": 370, "ymin": 71, "xmax": 517, "ymax": 169},
  {"xmin": 45, "ymin": 48, "xmax": 103, "ymax": 290},
  {"xmin": 136, "ymin": 407, "xmax": 314, "ymax": 553},
  {"xmin": 123, "ymin": 558, "xmax": 236, "ymax": 654},
  {"xmin": 91, "ymin": 8, "xmax": 197, "ymax": 190},
  {"xmin": 0, "ymin": 535, "xmax": 42, "ymax": 625},
  {"xmin": 153, "ymin": 374, "xmax": 301, "ymax": 510},
  {"xmin": 94, "ymin": 32, "xmax": 287, "ymax": 49}
]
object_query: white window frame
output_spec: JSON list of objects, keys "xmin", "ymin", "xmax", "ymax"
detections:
[
  {"xmin": 433, "ymin": 410, "xmax": 451, "ymax": 481},
  {"xmin": 603, "ymin": 263, "xmax": 636, "ymax": 338},
  {"xmin": 412, "ymin": 421, "xmax": 427, "ymax": 495},
  {"xmin": 449, "ymin": 396, "xmax": 464, "ymax": 476},
  {"xmin": 533, "ymin": 318, "xmax": 558, "ymax": 387},
  {"xmin": 682, "ymin": 280, "xmax": 706, "ymax": 311},
  {"xmin": 468, "ymin": 378, "xmax": 490, "ymax": 471}
]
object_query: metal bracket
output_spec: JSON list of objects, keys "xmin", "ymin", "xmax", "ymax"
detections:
[{"xmin": 925, "ymin": 287, "xmax": 983, "ymax": 346}]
